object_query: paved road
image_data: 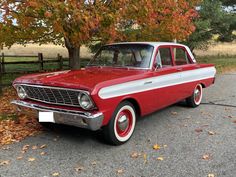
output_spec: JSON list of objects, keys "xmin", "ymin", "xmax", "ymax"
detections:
[{"xmin": 1, "ymin": 74, "xmax": 236, "ymax": 177}]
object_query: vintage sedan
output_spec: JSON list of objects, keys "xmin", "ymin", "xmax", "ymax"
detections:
[{"xmin": 12, "ymin": 42, "xmax": 216, "ymax": 145}]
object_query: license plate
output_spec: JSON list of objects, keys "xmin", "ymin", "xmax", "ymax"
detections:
[{"xmin": 39, "ymin": 112, "xmax": 55, "ymax": 123}]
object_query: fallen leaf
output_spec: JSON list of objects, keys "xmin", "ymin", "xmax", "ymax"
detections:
[
  {"xmin": 116, "ymin": 169, "xmax": 124, "ymax": 174},
  {"xmin": 130, "ymin": 152, "xmax": 139, "ymax": 158},
  {"xmin": 163, "ymin": 145, "xmax": 168, "ymax": 148},
  {"xmin": 143, "ymin": 153, "xmax": 147, "ymax": 164},
  {"xmin": 28, "ymin": 157, "xmax": 35, "ymax": 162},
  {"xmin": 75, "ymin": 165, "xmax": 85, "ymax": 172},
  {"xmin": 0, "ymin": 89, "xmax": 43, "ymax": 145},
  {"xmin": 52, "ymin": 172, "xmax": 60, "ymax": 176},
  {"xmin": 17, "ymin": 156, "xmax": 23, "ymax": 160},
  {"xmin": 171, "ymin": 111, "xmax": 178, "ymax": 115},
  {"xmin": 40, "ymin": 144, "xmax": 47, "ymax": 149},
  {"xmin": 22, "ymin": 144, "xmax": 30, "ymax": 151},
  {"xmin": 208, "ymin": 131, "xmax": 215, "ymax": 135},
  {"xmin": 157, "ymin": 157, "xmax": 164, "ymax": 161},
  {"xmin": 208, "ymin": 174, "xmax": 215, "ymax": 177},
  {"xmin": 40, "ymin": 152, "xmax": 46, "ymax": 156},
  {"xmin": 153, "ymin": 144, "xmax": 161, "ymax": 150},
  {"xmin": 195, "ymin": 128, "xmax": 203, "ymax": 133},
  {"xmin": 32, "ymin": 145, "xmax": 37, "ymax": 150},
  {"xmin": 2, "ymin": 146, "xmax": 10, "ymax": 150},
  {"xmin": 202, "ymin": 154, "xmax": 210, "ymax": 160},
  {"xmin": 0, "ymin": 160, "xmax": 10, "ymax": 166}
]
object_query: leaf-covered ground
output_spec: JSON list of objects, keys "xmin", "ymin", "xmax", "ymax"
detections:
[{"xmin": 0, "ymin": 88, "xmax": 42, "ymax": 145}]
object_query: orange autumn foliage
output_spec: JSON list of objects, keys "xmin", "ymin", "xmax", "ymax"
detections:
[{"xmin": 0, "ymin": 0, "xmax": 200, "ymax": 47}]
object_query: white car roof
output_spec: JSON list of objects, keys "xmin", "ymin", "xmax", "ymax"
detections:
[{"xmin": 108, "ymin": 42, "xmax": 187, "ymax": 48}]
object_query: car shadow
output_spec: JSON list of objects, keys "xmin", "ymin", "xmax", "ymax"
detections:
[
  {"xmin": 41, "ymin": 100, "xmax": 189, "ymax": 145},
  {"xmin": 41, "ymin": 122, "xmax": 106, "ymax": 144}
]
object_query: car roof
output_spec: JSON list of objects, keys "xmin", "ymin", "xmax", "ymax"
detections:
[{"xmin": 107, "ymin": 42, "xmax": 187, "ymax": 48}]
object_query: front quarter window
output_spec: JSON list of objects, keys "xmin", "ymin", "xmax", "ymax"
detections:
[{"xmin": 88, "ymin": 44, "xmax": 154, "ymax": 69}]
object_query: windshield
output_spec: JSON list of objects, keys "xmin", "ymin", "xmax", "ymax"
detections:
[{"xmin": 88, "ymin": 44, "xmax": 154, "ymax": 69}]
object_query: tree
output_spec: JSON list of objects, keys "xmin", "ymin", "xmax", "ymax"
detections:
[
  {"xmin": 185, "ymin": 0, "xmax": 236, "ymax": 52},
  {"xmin": 0, "ymin": 0, "xmax": 199, "ymax": 69}
]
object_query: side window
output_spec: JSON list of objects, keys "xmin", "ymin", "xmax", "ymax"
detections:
[
  {"xmin": 173, "ymin": 48, "xmax": 190, "ymax": 65},
  {"xmin": 158, "ymin": 48, "xmax": 172, "ymax": 66}
]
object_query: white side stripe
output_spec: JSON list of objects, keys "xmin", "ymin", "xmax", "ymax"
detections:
[{"xmin": 98, "ymin": 67, "xmax": 216, "ymax": 99}]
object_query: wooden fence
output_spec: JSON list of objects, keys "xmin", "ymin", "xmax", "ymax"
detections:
[
  {"xmin": 0, "ymin": 53, "xmax": 68, "ymax": 74},
  {"xmin": 0, "ymin": 53, "xmax": 69, "ymax": 93}
]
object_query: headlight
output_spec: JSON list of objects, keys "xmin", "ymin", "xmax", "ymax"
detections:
[
  {"xmin": 16, "ymin": 86, "xmax": 27, "ymax": 99},
  {"xmin": 78, "ymin": 92, "xmax": 94, "ymax": 110}
]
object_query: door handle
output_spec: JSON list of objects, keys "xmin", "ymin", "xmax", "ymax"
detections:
[
  {"xmin": 176, "ymin": 68, "xmax": 182, "ymax": 71},
  {"xmin": 144, "ymin": 81, "xmax": 153, "ymax": 85}
]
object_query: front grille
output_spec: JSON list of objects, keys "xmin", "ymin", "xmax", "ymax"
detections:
[{"xmin": 21, "ymin": 85, "xmax": 81, "ymax": 107}]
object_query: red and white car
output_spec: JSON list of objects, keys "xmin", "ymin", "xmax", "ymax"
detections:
[{"xmin": 12, "ymin": 42, "xmax": 216, "ymax": 145}]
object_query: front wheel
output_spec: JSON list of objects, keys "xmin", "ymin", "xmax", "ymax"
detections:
[
  {"xmin": 186, "ymin": 84, "xmax": 203, "ymax": 107},
  {"xmin": 102, "ymin": 101, "xmax": 136, "ymax": 145}
]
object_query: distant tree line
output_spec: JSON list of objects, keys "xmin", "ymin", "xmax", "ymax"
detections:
[{"xmin": 185, "ymin": 0, "xmax": 236, "ymax": 51}]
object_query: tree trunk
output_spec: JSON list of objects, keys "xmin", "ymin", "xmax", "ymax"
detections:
[{"xmin": 64, "ymin": 37, "xmax": 81, "ymax": 69}]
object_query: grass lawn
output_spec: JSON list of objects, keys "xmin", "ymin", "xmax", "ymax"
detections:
[{"xmin": 197, "ymin": 55, "xmax": 236, "ymax": 73}]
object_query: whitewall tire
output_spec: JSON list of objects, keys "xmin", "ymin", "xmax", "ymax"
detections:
[
  {"xmin": 103, "ymin": 101, "xmax": 136, "ymax": 145},
  {"xmin": 186, "ymin": 84, "xmax": 203, "ymax": 107}
]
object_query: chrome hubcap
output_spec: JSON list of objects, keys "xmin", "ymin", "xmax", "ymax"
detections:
[
  {"xmin": 194, "ymin": 89, "xmax": 200, "ymax": 97},
  {"xmin": 117, "ymin": 115, "xmax": 129, "ymax": 131}
]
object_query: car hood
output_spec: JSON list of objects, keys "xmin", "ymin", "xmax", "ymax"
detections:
[{"xmin": 13, "ymin": 67, "xmax": 148, "ymax": 92}]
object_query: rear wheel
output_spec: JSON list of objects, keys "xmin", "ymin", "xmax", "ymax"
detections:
[
  {"xmin": 186, "ymin": 84, "xmax": 203, "ymax": 107},
  {"xmin": 103, "ymin": 101, "xmax": 136, "ymax": 145}
]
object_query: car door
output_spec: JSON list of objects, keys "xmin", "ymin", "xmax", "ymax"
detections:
[
  {"xmin": 171, "ymin": 46, "xmax": 196, "ymax": 100},
  {"xmin": 152, "ymin": 45, "xmax": 182, "ymax": 109}
]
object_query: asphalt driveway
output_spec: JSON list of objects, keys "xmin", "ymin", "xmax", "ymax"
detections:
[{"xmin": 0, "ymin": 74, "xmax": 236, "ymax": 177}]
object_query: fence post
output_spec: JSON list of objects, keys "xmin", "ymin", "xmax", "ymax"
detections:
[
  {"xmin": 58, "ymin": 54, "xmax": 63, "ymax": 70},
  {"xmin": 2, "ymin": 53, "xmax": 5, "ymax": 73},
  {"xmin": 0, "ymin": 53, "xmax": 2, "ymax": 95},
  {"xmin": 38, "ymin": 53, "xmax": 43, "ymax": 71},
  {"xmin": 0, "ymin": 53, "xmax": 2, "ymax": 74}
]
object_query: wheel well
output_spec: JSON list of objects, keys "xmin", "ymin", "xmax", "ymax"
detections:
[
  {"xmin": 200, "ymin": 83, "xmax": 206, "ymax": 88},
  {"xmin": 122, "ymin": 98, "xmax": 141, "ymax": 117}
]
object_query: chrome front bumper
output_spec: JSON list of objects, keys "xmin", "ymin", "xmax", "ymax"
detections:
[{"xmin": 11, "ymin": 100, "xmax": 104, "ymax": 131}]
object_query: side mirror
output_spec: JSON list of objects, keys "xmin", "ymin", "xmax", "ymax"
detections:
[{"xmin": 154, "ymin": 63, "xmax": 161, "ymax": 71}]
